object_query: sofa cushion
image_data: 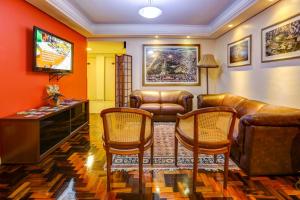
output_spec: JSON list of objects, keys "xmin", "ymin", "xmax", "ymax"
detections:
[
  {"xmin": 160, "ymin": 91, "xmax": 181, "ymax": 103},
  {"xmin": 160, "ymin": 103, "xmax": 184, "ymax": 115},
  {"xmin": 236, "ymin": 100, "xmax": 266, "ymax": 118},
  {"xmin": 222, "ymin": 94, "xmax": 246, "ymax": 110},
  {"xmin": 141, "ymin": 91, "xmax": 160, "ymax": 103},
  {"xmin": 140, "ymin": 103, "xmax": 160, "ymax": 114}
]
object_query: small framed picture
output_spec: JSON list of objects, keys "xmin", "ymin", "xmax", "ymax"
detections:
[
  {"xmin": 227, "ymin": 35, "xmax": 252, "ymax": 67},
  {"xmin": 261, "ymin": 14, "xmax": 300, "ymax": 62}
]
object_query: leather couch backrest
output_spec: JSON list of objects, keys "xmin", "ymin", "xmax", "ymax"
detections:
[
  {"xmin": 161, "ymin": 91, "xmax": 181, "ymax": 103},
  {"xmin": 258, "ymin": 104, "xmax": 300, "ymax": 114},
  {"xmin": 140, "ymin": 90, "xmax": 189, "ymax": 104},
  {"xmin": 222, "ymin": 94, "xmax": 246, "ymax": 110},
  {"xmin": 141, "ymin": 91, "xmax": 160, "ymax": 103},
  {"xmin": 199, "ymin": 94, "xmax": 226, "ymax": 107},
  {"xmin": 236, "ymin": 100, "xmax": 266, "ymax": 118}
]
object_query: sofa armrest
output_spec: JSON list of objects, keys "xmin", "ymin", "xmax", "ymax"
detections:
[
  {"xmin": 178, "ymin": 91, "xmax": 194, "ymax": 112},
  {"xmin": 197, "ymin": 94, "xmax": 225, "ymax": 109},
  {"xmin": 130, "ymin": 90, "xmax": 143, "ymax": 108},
  {"xmin": 240, "ymin": 113, "xmax": 300, "ymax": 127},
  {"xmin": 234, "ymin": 113, "xmax": 300, "ymax": 175},
  {"xmin": 237, "ymin": 122, "xmax": 300, "ymax": 175}
]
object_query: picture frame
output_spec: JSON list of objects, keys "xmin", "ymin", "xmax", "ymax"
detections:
[
  {"xmin": 261, "ymin": 13, "xmax": 300, "ymax": 63},
  {"xmin": 142, "ymin": 44, "xmax": 200, "ymax": 86},
  {"xmin": 227, "ymin": 35, "xmax": 252, "ymax": 67}
]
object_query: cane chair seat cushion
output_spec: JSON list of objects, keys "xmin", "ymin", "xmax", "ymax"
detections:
[
  {"xmin": 107, "ymin": 139, "xmax": 153, "ymax": 154},
  {"xmin": 176, "ymin": 127, "xmax": 230, "ymax": 149}
]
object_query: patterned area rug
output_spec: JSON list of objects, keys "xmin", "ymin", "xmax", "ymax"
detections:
[{"xmin": 110, "ymin": 123, "xmax": 239, "ymax": 171}]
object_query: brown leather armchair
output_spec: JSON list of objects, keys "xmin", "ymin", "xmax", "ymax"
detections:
[
  {"xmin": 197, "ymin": 93, "xmax": 300, "ymax": 176},
  {"xmin": 130, "ymin": 90, "xmax": 193, "ymax": 122}
]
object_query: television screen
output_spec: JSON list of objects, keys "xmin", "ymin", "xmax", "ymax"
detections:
[{"xmin": 33, "ymin": 26, "xmax": 73, "ymax": 73}]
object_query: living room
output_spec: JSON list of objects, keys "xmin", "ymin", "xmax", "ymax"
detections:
[{"xmin": 0, "ymin": 0, "xmax": 300, "ymax": 199}]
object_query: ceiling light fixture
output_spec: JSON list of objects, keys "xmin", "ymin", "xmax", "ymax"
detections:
[{"xmin": 139, "ymin": 0, "xmax": 162, "ymax": 19}]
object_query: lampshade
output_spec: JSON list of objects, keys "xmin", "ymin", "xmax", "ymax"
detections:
[
  {"xmin": 139, "ymin": 6, "xmax": 162, "ymax": 19},
  {"xmin": 197, "ymin": 54, "xmax": 218, "ymax": 68}
]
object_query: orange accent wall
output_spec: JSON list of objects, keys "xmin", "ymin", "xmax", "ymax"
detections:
[{"xmin": 0, "ymin": 0, "xmax": 87, "ymax": 117}]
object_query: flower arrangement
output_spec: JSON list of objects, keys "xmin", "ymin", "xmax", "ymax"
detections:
[{"xmin": 46, "ymin": 84, "xmax": 63, "ymax": 106}]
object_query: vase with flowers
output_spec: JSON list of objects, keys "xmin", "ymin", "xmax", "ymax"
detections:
[{"xmin": 46, "ymin": 84, "xmax": 64, "ymax": 106}]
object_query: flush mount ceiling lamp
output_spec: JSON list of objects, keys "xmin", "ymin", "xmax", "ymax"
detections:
[{"xmin": 139, "ymin": 0, "xmax": 162, "ymax": 19}]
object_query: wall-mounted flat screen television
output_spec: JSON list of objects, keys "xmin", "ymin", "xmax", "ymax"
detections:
[{"xmin": 33, "ymin": 26, "xmax": 73, "ymax": 73}]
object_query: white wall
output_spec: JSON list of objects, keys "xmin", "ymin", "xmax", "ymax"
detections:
[
  {"xmin": 96, "ymin": 38, "xmax": 216, "ymax": 108},
  {"xmin": 215, "ymin": 0, "xmax": 300, "ymax": 108},
  {"xmin": 87, "ymin": 54, "xmax": 105, "ymax": 100}
]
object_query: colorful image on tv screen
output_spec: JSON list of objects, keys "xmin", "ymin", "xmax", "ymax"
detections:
[{"xmin": 35, "ymin": 29, "xmax": 72, "ymax": 71}]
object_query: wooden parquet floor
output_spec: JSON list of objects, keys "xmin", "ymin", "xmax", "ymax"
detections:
[{"xmin": 0, "ymin": 114, "xmax": 300, "ymax": 200}]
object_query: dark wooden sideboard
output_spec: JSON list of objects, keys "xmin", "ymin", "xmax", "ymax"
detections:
[{"xmin": 0, "ymin": 100, "xmax": 89, "ymax": 164}]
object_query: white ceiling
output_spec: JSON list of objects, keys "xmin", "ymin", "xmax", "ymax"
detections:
[
  {"xmin": 26, "ymin": 0, "xmax": 279, "ymax": 38},
  {"xmin": 69, "ymin": 0, "xmax": 236, "ymax": 25}
]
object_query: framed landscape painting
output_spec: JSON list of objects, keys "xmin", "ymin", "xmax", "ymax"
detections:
[
  {"xmin": 262, "ymin": 14, "xmax": 300, "ymax": 62},
  {"xmin": 227, "ymin": 35, "xmax": 252, "ymax": 67},
  {"xmin": 143, "ymin": 44, "xmax": 200, "ymax": 86}
]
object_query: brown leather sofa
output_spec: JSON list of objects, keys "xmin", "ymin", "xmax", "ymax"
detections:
[
  {"xmin": 198, "ymin": 93, "xmax": 300, "ymax": 176},
  {"xmin": 130, "ymin": 90, "xmax": 193, "ymax": 122}
]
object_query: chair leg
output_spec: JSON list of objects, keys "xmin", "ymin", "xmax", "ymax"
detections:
[
  {"xmin": 106, "ymin": 152, "xmax": 112, "ymax": 192},
  {"xmin": 151, "ymin": 144, "xmax": 154, "ymax": 165},
  {"xmin": 193, "ymin": 149, "xmax": 199, "ymax": 192},
  {"xmin": 175, "ymin": 136, "xmax": 178, "ymax": 167},
  {"xmin": 223, "ymin": 151, "xmax": 229, "ymax": 189},
  {"xmin": 138, "ymin": 153, "xmax": 143, "ymax": 193}
]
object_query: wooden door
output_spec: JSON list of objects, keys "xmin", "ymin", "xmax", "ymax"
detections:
[{"xmin": 115, "ymin": 54, "xmax": 132, "ymax": 107}]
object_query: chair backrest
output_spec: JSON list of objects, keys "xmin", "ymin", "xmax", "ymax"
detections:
[
  {"xmin": 178, "ymin": 107, "xmax": 237, "ymax": 143},
  {"xmin": 100, "ymin": 108, "xmax": 153, "ymax": 147}
]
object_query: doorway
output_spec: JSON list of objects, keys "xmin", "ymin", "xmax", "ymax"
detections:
[
  {"xmin": 87, "ymin": 41, "xmax": 126, "ymax": 113},
  {"xmin": 104, "ymin": 57, "xmax": 115, "ymax": 101}
]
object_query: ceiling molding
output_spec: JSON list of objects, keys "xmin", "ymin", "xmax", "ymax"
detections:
[
  {"xmin": 26, "ymin": 0, "xmax": 91, "ymax": 36},
  {"xmin": 26, "ymin": 0, "xmax": 279, "ymax": 38},
  {"xmin": 45, "ymin": 0, "xmax": 92, "ymax": 31},
  {"xmin": 211, "ymin": 0, "xmax": 280, "ymax": 38},
  {"xmin": 91, "ymin": 24, "xmax": 211, "ymax": 37},
  {"xmin": 210, "ymin": 0, "xmax": 256, "ymax": 31}
]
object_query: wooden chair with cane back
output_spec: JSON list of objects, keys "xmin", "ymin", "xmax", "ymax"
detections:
[
  {"xmin": 100, "ymin": 107, "xmax": 154, "ymax": 192},
  {"xmin": 174, "ymin": 107, "xmax": 237, "ymax": 191}
]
